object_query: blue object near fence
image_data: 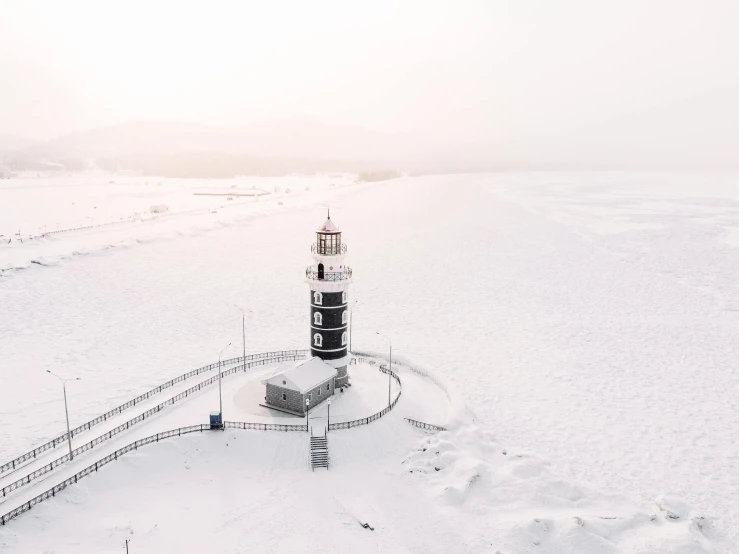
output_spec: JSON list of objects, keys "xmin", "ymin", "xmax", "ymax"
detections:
[{"xmin": 210, "ymin": 412, "xmax": 222, "ymax": 429}]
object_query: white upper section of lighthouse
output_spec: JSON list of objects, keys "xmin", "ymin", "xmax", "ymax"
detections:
[{"xmin": 305, "ymin": 211, "xmax": 352, "ymax": 292}]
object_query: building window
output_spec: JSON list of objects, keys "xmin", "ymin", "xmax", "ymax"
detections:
[
  {"xmin": 341, "ymin": 331, "xmax": 347, "ymax": 345},
  {"xmin": 342, "ymin": 291, "xmax": 347, "ymax": 303},
  {"xmin": 313, "ymin": 291, "xmax": 323, "ymax": 305},
  {"xmin": 342, "ymin": 310, "xmax": 347, "ymax": 324},
  {"xmin": 313, "ymin": 333, "xmax": 323, "ymax": 347},
  {"xmin": 318, "ymin": 387, "xmax": 321, "ymax": 396},
  {"xmin": 314, "ymin": 311, "xmax": 323, "ymax": 326},
  {"xmin": 282, "ymin": 393, "xmax": 287, "ymax": 401},
  {"xmin": 326, "ymin": 383, "xmax": 330, "ymax": 391}
]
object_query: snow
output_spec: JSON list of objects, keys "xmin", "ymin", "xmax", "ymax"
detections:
[
  {"xmin": 262, "ymin": 357, "xmax": 337, "ymax": 393},
  {"xmin": 1, "ymin": 170, "xmax": 738, "ymax": 552}
]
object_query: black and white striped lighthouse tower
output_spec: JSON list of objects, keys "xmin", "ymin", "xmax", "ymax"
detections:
[{"xmin": 305, "ymin": 211, "xmax": 352, "ymax": 388}]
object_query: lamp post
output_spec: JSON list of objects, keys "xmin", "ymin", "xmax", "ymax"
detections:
[
  {"xmin": 46, "ymin": 371, "xmax": 81, "ymax": 460},
  {"xmin": 327, "ymin": 397, "xmax": 331, "ymax": 432},
  {"xmin": 349, "ymin": 300, "xmax": 359, "ymax": 353},
  {"xmin": 306, "ymin": 398, "xmax": 310, "ymax": 433},
  {"xmin": 234, "ymin": 305, "xmax": 247, "ymax": 370},
  {"xmin": 218, "ymin": 342, "xmax": 231, "ymax": 423},
  {"xmin": 376, "ymin": 332, "xmax": 392, "ymax": 407}
]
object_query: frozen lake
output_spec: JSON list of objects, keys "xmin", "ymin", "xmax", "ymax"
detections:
[{"xmin": 1, "ymin": 170, "xmax": 738, "ymax": 550}]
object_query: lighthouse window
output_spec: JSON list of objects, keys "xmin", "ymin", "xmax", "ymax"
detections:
[
  {"xmin": 313, "ymin": 291, "xmax": 323, "ymax": 305},
  {"xmin": 342, "ymin": 310, "xmax": 347, "ymax": 324},
  {"xmin": 342, "ymin": 291, "xmax": 347, "ymax": 303},
  {"xmin": 341, "ymin": 331, "xmax": 347, "ymax": 346},
  {"xmin": 314, "ymin": 312, "xmax": 323, "ymax": 326},
  {"xmin": 282, "ymin": 393, "xmax": 287, "ymax": 401},
  {"xmin": 313, "ymin": 333, "xmax": 323, "ymax": 347}
]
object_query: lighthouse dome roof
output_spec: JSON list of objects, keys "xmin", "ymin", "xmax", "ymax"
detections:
[{"xmin": 318, "ymin": 216, "xmax": 339, "ymax": 233}]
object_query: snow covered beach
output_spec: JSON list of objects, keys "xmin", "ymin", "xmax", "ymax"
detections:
[{"xmin": 1, "ymin": 171, "xmax": 738, "ymax": 552}]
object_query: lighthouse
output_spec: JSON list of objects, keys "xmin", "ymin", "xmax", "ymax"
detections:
[{"xmin": 305, "ymin": 211, "xmax": 352, "ymax": 388}]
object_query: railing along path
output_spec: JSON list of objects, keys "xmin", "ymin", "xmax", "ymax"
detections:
[
  {"xmin": 1, "ymin": 349, "xmax": 308, "ymax": 476},
  {"xmin": 405, "ymin": 418, "xmax": 446, "ymax": 432},
  {"xmin": 328, "ymin": 358, "xmax": 401, "ymax": 430},
  {"xmin": 1, "ymin": 352, "xmax": 406, "ymax": 526},
  {"xmin": 1, "ymin": 352, "xmax": 308, "ymax": 498}
]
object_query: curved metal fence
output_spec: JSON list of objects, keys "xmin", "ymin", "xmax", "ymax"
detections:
[
  {"xmin": 224, "ymin": 421, "xmax": 307, "ymax": 432},
  {"xmin": 2, "ymin": 350, "xmax": 308, "ymax": 486},
  {"xmin": 328, "ymin": 361, "xmax": 402, "ymax": 431},
  {"xmin": 0, "ymin": 424, "xmax": 212, "ymax": 526},
  {"xmin": 1, "ymin": 349, "xmax": 309, "ymax": 475},
  {"xmin": 2, "ymin": 417, "xmax": 331, "ymax": 527},
  {"xmin": 405, "ymin": 418, "xmax": 446, "ymax": 432},
  {"xmin": 0, "ymin": 351, "xmax": 406, "ymax": 526}
]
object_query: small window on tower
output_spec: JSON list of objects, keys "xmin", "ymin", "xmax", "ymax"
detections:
[
  {"xmin": 342, "ymin": 291, "xmax": 347, "ymax": 303},
  {"xmin": 314, "ymin": 333, "xmax": 323, "ymax": 347},
  {"xmin": 314, "ymin": 312, "xmax": 323, "ymax": 326},
  {"xmin": 326, "ymin": 383, "xmax": 330, "ymax": 391},
  {"xmin": 342, "ymin": 310, "xmax": 348, "ymax": 324},
  {"xmin": 282, "ymin": 393, "xmax": 287, "ymax": 401},
  {"xmin": 314, "ymin": 291, "xmax": 323, "ymax": 305},
  {"xmin": 318, "ymin": 387, "xmax": 321, "ymax": 396},
  {"xmin": 341, "ymin": 331, "xmax": 347, "ymax": 346}
]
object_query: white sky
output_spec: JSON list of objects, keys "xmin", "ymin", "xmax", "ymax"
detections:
[{"xmin": 1, "ymin": 0, "xmax": 738, "ymax": 166}]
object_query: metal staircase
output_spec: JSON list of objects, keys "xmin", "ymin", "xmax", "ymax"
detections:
[{"xmin": 310, "ymin": 430, "xmax": 329, "ymax": 471}]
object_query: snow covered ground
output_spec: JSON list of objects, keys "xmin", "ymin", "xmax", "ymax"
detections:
[
  {"xmin": 1, "ymin": 170, "xmax": 738, "ymax": 552},
  {"xmin": 0, "ymin": 172, "xmax": 358, "ymax": 272}
]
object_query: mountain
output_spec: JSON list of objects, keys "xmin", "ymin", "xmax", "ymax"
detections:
[
  {"xmin": 19, "ymin": 118, "xmax": 408, "ymax": 162},
  {"xmin": 7, "ymin": 117, "xmax": 498, "ymax": 177}
]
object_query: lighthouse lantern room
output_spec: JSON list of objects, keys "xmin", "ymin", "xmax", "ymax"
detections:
[{"xmin": 305, "ymin": 211, "xmax": 352, "ymax": 388}]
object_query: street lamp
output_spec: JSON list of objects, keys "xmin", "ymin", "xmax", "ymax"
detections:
[
  {"xmin": 46, "ymin": 371, "xmax": 81, "ymax": 460},
  {"xmin": 234, "ymin": 305, "xmax": 247, "ymax": 370},
  {"xmin": 306, "ymin": 398, "xmax": 310, "ymax": 433},
  {"xmin": 327, "ymin": 397, "xmax": 331, "ymax": 432},
  {"xmin": 376, "ymin": 332, "xmax": 392, "ymax": 407},
  {"xmin": 218, "ymin": 342, "xmax": 231, "ymax": 423},
  {"xmin": 349, "ymin": 300, "xmax": 359, "ymax": 353}
]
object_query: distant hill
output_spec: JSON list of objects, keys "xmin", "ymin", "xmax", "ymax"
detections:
[
  {"xmin": 8, "ymin": 118, "xmax": 429, "ymax": 177},
  {"xmin": 6, "ymin": 117, "xmax": 501, "ymax": 177}
]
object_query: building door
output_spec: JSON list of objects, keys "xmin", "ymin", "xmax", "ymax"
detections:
[{"xmin": 317, "ymin": 263, "xmax": 324, "ymax": 279}]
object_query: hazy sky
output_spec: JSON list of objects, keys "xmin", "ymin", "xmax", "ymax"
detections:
[{"xmin": 2, "ymin": 0, "xmax": 738, "ymax": 166}]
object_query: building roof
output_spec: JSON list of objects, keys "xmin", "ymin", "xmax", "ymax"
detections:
[
  {"xmin": 317, "ymin": 210, "xmax": 339, "ymax": 233},
  {"xmin": 262, "ymin": 357, "xmax": 337, "ymax": 393}
]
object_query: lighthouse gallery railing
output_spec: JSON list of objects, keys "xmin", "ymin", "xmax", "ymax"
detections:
[{"xmin": 305, "ymin": 267, "xmax": 353, "ymax": 281}]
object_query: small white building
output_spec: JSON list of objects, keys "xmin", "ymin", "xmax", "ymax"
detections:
[{"xmin": 262, "ymin": 357, "xmax": 337, "ymax": 415}]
